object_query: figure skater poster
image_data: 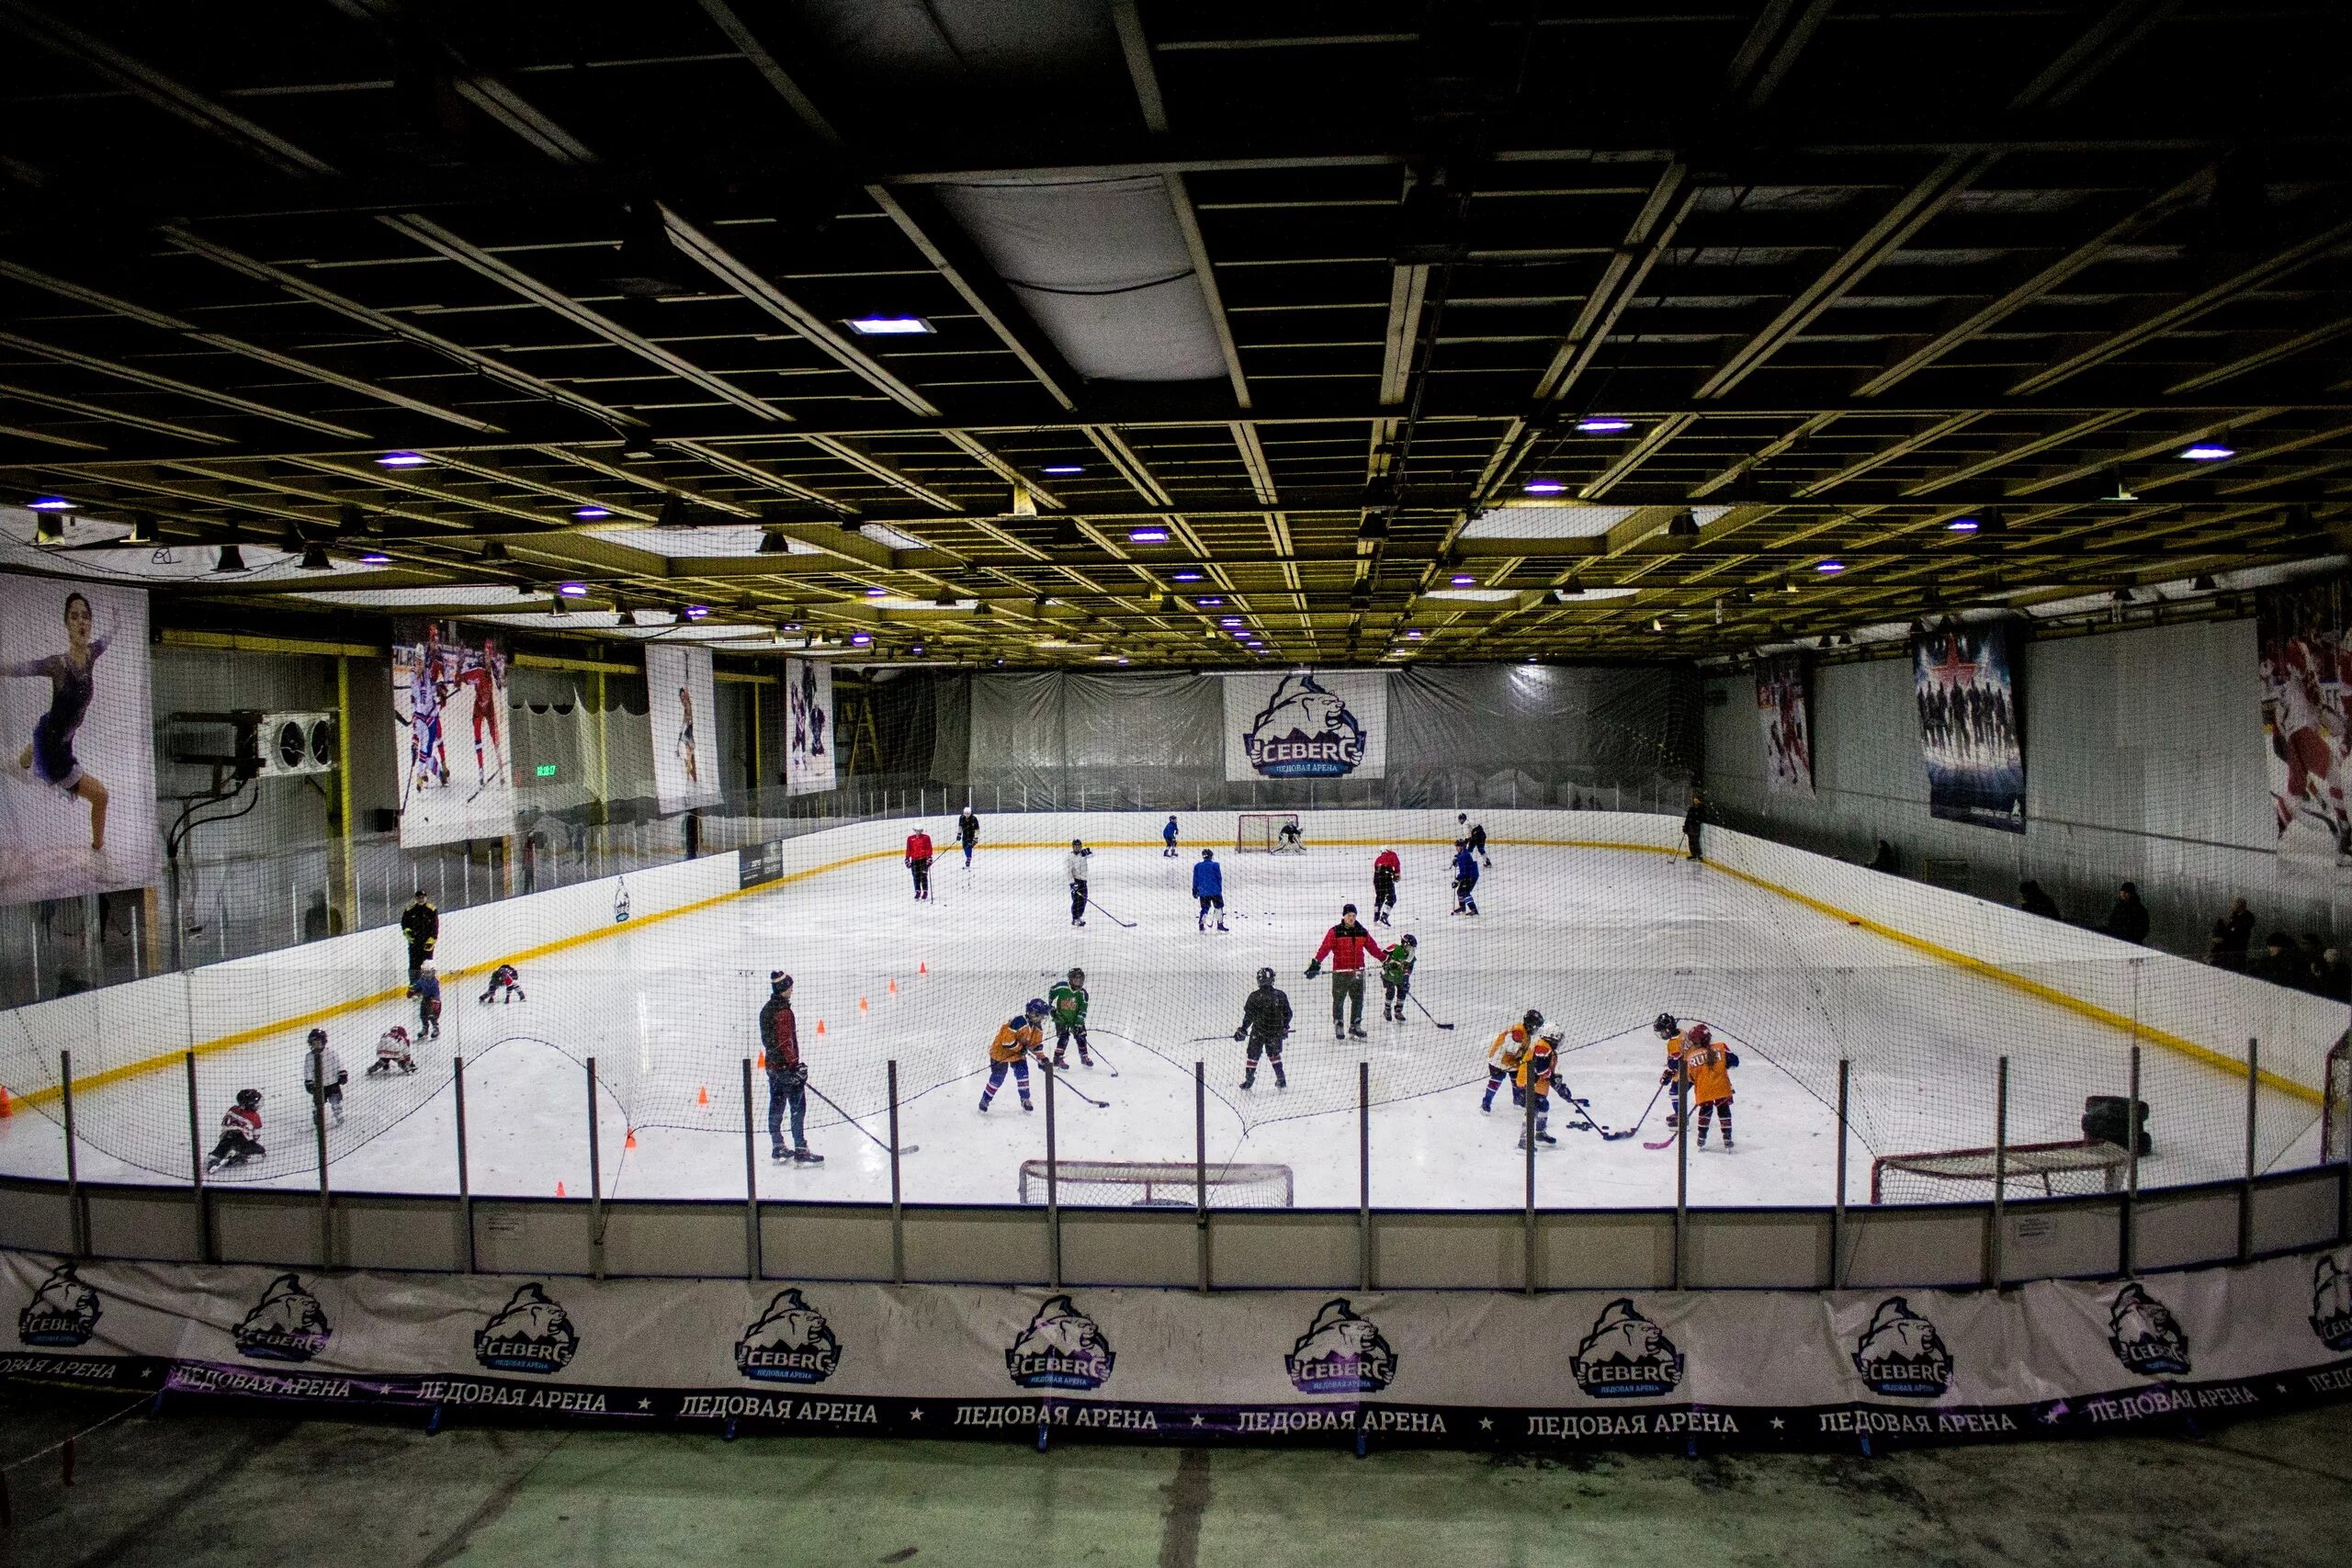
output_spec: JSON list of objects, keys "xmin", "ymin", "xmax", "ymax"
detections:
[
  {"xmin": 645, "ymin": 642, "xmax": 721, "ymax": 812},
  {"xmin": 0, "ymin": 572, "xmax": 162, "ymax": 902},
  {"xmin": 785, "ymin": 656, "xmax": 834, "ymax": 796},
  {"xmin": 390, "ymin": 616, "xmax": 514, "ymax": 848}
]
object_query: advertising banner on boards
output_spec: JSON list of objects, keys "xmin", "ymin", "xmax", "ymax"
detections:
[
  {"xmin": 391, "ymin": 618, "xmax": 514, "ymax": 848},
  {"xmin": 0, "ymin": 572, "xmax": 162, "ymax": 903},
  {"xmin": 1222, "ymin": 671, "xmax": 1388, "ymax": 783},
  {"xmin": 646, "ymin": 643, "xmax": 722, "ymax": 812},
  {"xmin": 786, "ymin": 657, "xmax": 834, "ymax": 796}
]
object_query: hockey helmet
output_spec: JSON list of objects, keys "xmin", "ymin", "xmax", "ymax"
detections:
[
  {"xmin": 1200, "ymin": 847, "xmax": 1214, "ymax": 859},
  {"xmin": 771, "ymin": 970, "xmax": 793, "ymax": 990},
  {"xmin": 1684, "ymin": 1021, "xmax": 1713, "ymax": 1048},
  {"xmin": 1522, "ymin": 1009, "xmax": 1544, "ymax": 1031},
  {"xmin": 1070, "ymin": 838, "xmax": 1084, "ymax": 851},
  {"xmin": 307, "ymin": 1027, "xmax": 328, "ymax": 1046},
  {"xmin": 1255, "ymin": 965, "xmax": 1276, "ymax": 987},
  {"xmin": 1400, "ymin": 933, "xmax": 1418, "ymax": 947},
  {"xmin": 1068, "ymin": 966, "xmax": 1085, "ymax": 985},
  {"xmin": 1652, "ymin": 1012, "xmax": 1678, "ymax": 1037},
  {"xmin": 386, "ymin": 1025, "xmax": 412, "ymax": 1043},
  {"xmin": 235, "ymin": 1088, "xmax": 262, "ymax": 1110},
  {"xmin": 1538, "ymin": 1030, "xmax": 1564, "ymax": 1050},
  {"xmin": 1025, "ymin": 997, "xmax": 1049, "ymax": 1018}
]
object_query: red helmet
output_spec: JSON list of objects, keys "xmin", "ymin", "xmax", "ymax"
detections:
[{"xmin": 1685, "ymin": 1022, "xmax": 1713, "ymax": 1048}]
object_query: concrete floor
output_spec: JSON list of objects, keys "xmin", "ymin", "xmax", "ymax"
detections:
[{"xmin": 2, "ymin": 1391, "xmax": 2346, "ymax": 1568}]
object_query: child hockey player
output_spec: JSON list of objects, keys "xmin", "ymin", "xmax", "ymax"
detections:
[
  {"xmin": 1234, "ymin": 966, "xmax": 1294, "ymax": 1090},
  {"xmin": 1379, "ymin": 932, "xmax": 1418, "ymax": 1021},
  {"xmin": 1516, "ymin": 1032, "xmax": 1562, "ymax": 1151},
  {"xmin": 1451, "ymin": 840, "xmax": 1481, "ymax": 916},
  {"xmin": 979, "ymin": 999, "xmax": 1047, "ymax": 1112},
  {"xmin": 478, "ymin": 963, "xmax": 525, "ymax": 1004},
  {"xmin": 1655, "ymin": 1012, "xmax": 1685, "ymax": 1126},
  {"xmin": 1162, "ymin": 815, "xmax": 1180, "ymax": 857},
  {"xmin": 1048, "ymin": 966, "xmax": 1094, "ymax": 1068},
  {"xmin": 1066, "ymin": 840, "xmax": 1092, "ymax": 928},
  {"xmin": 1482, "ymin": 1009, "xmax": 1544, "ymax": 1112},
  {"xmin": 1193, "ymin": 848, "xmax": 1227, "ymax": 931},
  {"xmin": 905, "ymin": 824, "xmax": 934, "ymax": 901},
  {"xmin": 1457, "ymin": 813, "xmax": 1491, "ymax": 867},
  {"xmin": 367, "ymin": 1024, "xmax": 417, "ymax": 1077},
  {"xmin": 1678, "ymin": 1022, "xmax": 1738, "ymax": 1148},
  {"xmin": 1305, "ymin": 904, "xmax": 1385, "ymax": 1040},
  {"xmin": 205, "ymin": 1089, "xmax": 266, "ymax": 1172},
  {"xmin": 1371, "ymin": 848, "xmax": 1400, "ymax": 924},
  {"xmin": 1275, "ymin": 818, "xmax": 1304, "ymax": 852},
  {"xmin": 301, "ymin": 1028, "xmax": 347, "ymax": 1127},
  {"xmin": 957, "ymin": 807, "xmax": 979, "ymax": 869},
  {"xmin": 409, "ymin": 959, "xmax": 443, "ymax": 1039}
]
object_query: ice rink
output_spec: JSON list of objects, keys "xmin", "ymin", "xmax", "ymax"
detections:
[{"xmin": 0, "ymin": 817, "xmax": 2327, "ymax": 1210}]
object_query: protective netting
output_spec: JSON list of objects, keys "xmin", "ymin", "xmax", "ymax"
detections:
[
  {"xmin": 1017, "ymin": 1160, "xmax": 1294, "ymax": 1208},
  {"xmin": 0, "ymin": 810, "xmax": 2339, "ymax": 1211}
]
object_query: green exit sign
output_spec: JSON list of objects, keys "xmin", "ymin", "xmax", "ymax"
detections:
[{"xmin": 535, "ymin": 763, "xmax": 558, "ymax": 778}]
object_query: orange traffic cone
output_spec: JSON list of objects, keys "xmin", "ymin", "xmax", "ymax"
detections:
[
  {"xmin": 816, "ymin": 1019, "xmax": 827, "ymax": 1035},
  {"xmin": 919, "ymin": 961, "xmax": 928, "ymax": 976},
  {"xmin": 0, "ymin": 1085, "xmax": 13, "ymax": 1119},
  {"xmin": 756, "ymin": 1051, "xmax": 767, "ymax": 1069},
  {"xmin": 888, "ymin": 976, "xmax": 899, "ymax": 995},
  {"xmin": 624, "ymin": 1129, "xmax": 637, "ymax": 1150},
  {"xmin": 859, "ymin": 996, "xmax": 869, "ymax": 1012},
  {"xmin": 696, "ymin": 1085, "xmax": 710, "ymax": 1107},
  {"xmin": 556, "ymin": 1180, "xmax": 567, "ymax": 1198}
]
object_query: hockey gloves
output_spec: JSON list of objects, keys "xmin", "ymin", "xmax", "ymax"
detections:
[
  {"xmin": 1305, "ymin": 960, "xmax": 1322, "ymax": 979},
  {"xmin": 1232, "ymin": 1027, "xmax": 1247, "ymax": 1042}
]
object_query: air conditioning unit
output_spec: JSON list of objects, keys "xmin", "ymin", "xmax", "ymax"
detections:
[{"xmin": 256, "ymin": 711, "xmax": 338, "ymax": 776}]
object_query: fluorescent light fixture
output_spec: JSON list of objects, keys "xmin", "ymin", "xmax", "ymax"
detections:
[
  {"xmin": 1128, "ymin": 526, "xmax": 1170, "ymax": 544},
  {"xmin": 1522, "ymin": 479, "xmax": 1568, "ymax": 495},
  {"xmin": 1116, "ymin": 657, "xmax": 1129, "ymax": 666},
  {"xmin": 1219, "ymin": 615, "xmax": 1243, "ymax": 627},
  {"xmin": 1947, "ymin": 517, "xmax": 1980, "ymax": 532},
  {"xmin": 1815, "ymin": 560, "xmax": 1844, "ymax": 574},
  {"xmin": 1406, "ymin": 628, "xmax": 1424, "ymax": 640},
  {"xmin": 1576, "ymin": 417, "xmax": 1634, "ymax": 434},
  {"xmin": 28, "ymin": 495, "xmax": 73, "ymax": 511},
  {"xmin": 558, "ymin": 581, "xmax": 588, "ymax": 598},
  {"xmin": 1197, "ymin": 596, "xmax": 1225, "ymax": 607},
  {"xmin": 573, "ymin": 506, "xmax": 611, "ymax": 520},
  {"xmin": 865, "ymin": 585, "xmax": 887, "ymax": 597},
  {"xmin": 1043, "ymin": 464, "xmax": 1084, "ymax": 476},
  {"xmin": 1171, "ymin": 570, "xmax": 1204, "ymax": 582},
  {"xmin": 845, "ymin": 316, "xmax": 933, "ymax": 336},
  {"xmin": 358, "ymin": 548, "xmax": 391, "ymax": 565},
  {"xmin": 910, "ymin": 643, "xmax": 926, "ymax": 656},
  {"xmin": 2177, "ymin": 444, "xmax": 2234, "ymax": 461},
  {"xmin": 376, "ymin": 452, "xmax": 429, "ymax": 468},
  {"xmin": 851, "ymin": 632, "xmax": 873, "ymax": 646},
  {"xmin": 1449, "ymin": 573, "xmax": 1476, "ymax": 586},
  {"xmin": 684, "ymin": 604, "xmax": 709, "ymax": 620}
]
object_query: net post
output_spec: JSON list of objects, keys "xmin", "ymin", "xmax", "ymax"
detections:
[
  {"xmin": 1522, "ymin": 1061, "xmax": 1537, "ymax": 1297},
  {"xmin": 888, "ymin": 1060, "xmax": 905, "ymax": 1285},
  {"xmin": 1357, "ymin": 1060, "xmax": 1372, "ymax": 1292},
  {"xmin": 1043, "ymin": 1057, "xmax": 1061, "ymax": 1289},
  {"xmin": 741, "ymin": 1056, "xmax": 760, "ymax": 1282},
  {"xmin": 310, "ymin": 1047, "xmax": 331, "ymax": 1272},
  {"xmin": 1830, "ymin": 1058, "xmax": 1849, "ymax": 1289},
  {"xmin": 454, "ymin": 1055, "xmax": 473, "ymax": 1271},
  {"xmin": 1989, "ymin": 1055, "xmax": 2009, "ymax": 1291},
  {"xmin": 2239, "ymin": 1038, "xmax": 2259, "ymax": 1264},
  {"xmin": 1672, "ymin": 1069, "xmax": 1688, "ymax": 1290},
  {"xmin": 58, "ymin": 1051, "xmax": 83, "ymax": 1258},
  {"xmin": 1194, "ymin": 1061, "xmax": 1210, "ymax": 1295},
  {"xmin": 586, "ymin": 1055, "xmax": 605, "ymax": 1281},
  {"xmin": 184, "ymin": 1050, "xmax": 212, "ymax": 1264},
  {"xmin": 2120, "ymin": 1045, "xmax": 2141, "ymax": 1279}
]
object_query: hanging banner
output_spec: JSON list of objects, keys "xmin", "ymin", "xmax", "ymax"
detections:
[
  {"xmin": 2256, "ymin": 571, "xmax": 2352, "ymax": 865},
  {"xmin": 0, "ymin": 573, "xmax": 162, "ymax": 903},
  {"xmin": 390, "ymin": 618, "xmax": 514, "ymax": 848},
  {"xmin": 786, "ymin": 658, "xmax": 835, "ymax": 796},
  {"xmin": 1913, "ymin": 622, "xmax": 2025, "ymax": 833},
  {"xmin": 1222, "ymin": 671, "xmax": 1388, "ymax": 782},
  {"xmin": 645, "ymin": 643, "xmax": 721, "ymax": 812},
  {"xmin": 1755, "ymin": 654, "xmax": 1815, "ymax": 796},
  {"xmin": 4, "ymin": 1247, "xmax": 2349, "ymax": 1451}
]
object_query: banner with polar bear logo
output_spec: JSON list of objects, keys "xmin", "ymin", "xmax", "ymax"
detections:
[{"xmin": 1222, "ymin": 670, "xmax": 1388, "ymax": 783}]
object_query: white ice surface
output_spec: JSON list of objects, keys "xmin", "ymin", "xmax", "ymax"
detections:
[{"xmin": 1, "ymin": 825, "xmax": 2326, "ymax": 1209}]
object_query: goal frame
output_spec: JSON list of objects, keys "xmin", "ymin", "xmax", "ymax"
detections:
[
  {"xmin": 1018, "ymin": 1159, "xmax": 1295, "ymax": 1208},
  {"xmin": 1869, "ymin": 1137, "xmax": 2131, "ymax": 1205},
  {"xmin": 1236, "ymin": 811, "xmax": 1303, "ymax": 853}
]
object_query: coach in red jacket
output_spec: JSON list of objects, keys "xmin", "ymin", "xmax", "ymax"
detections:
[
  {"xmin": 905, "ymin": 826, "xmax": 934, "ymax": 901},
  {"xmin": 1306, "ymin": 904, "xmax": 1386, "ymax": 1041}
]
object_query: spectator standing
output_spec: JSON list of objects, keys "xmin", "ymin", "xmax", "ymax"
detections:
[
  {"xmin": 1866, "ymin": 839, "xmax": 1898, "ymax": 874},
  {"xmin": 2101, "ymin": 882, "xmax": 2150, "ymax": 945},
  {"xmin": 2018, "ymin": 880, "xmax": 2062, "ymax": 921}
]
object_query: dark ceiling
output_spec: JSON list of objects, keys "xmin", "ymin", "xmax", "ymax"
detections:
[{"xmin": 1, "ymin": 0, "xmax": 2348, "ymax": 666}]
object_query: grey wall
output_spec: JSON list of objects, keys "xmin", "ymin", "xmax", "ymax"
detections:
[{"xmin": 1702, "ymin": 616, "xmax": 2352, "ymax": 953}]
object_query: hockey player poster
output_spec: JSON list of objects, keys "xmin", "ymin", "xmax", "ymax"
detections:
[
  {"xmin": 1912, "ymin": 621, "xmax": 2025, "ymax": 833},
  {"xmin": 645, "ymin": 643, "xmax": 721, "ymax": 812},
  {"xmin": 785, "ymin": 657, "xmax": 834, "ymax": 796},
  {"xmin": 390, "ymin": 617, "xmax": 514, "ymax": 848},
  {"xmin": 0, "ymin": 571, "xmax": 162, "ymax": 903},
  {"xmin": 1755, "ymin": 654, "xmax": 1814, "ymax": 796},
  {"xmin": 2256, "ymin": 570, "xmax": 2352, "ymax": 864},
  {"xmin": 1222, "ymin": 670, "xmax": 1387, "ymax": 782}
]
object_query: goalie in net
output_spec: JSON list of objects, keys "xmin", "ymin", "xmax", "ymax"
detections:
[
  {"xmin": 1238, "ymin": 812, "xmax": 1303, "ymax": 852},
  {"xmin": 1019, "ymin": 1160, "xmax": 1295, "ymax": 1208}
]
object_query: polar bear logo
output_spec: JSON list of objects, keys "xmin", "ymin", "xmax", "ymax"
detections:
[
  {"xmin": 473, "ymin": 1282, "xmax": 580, "ymax": 1373},
  {"xmin": 1006, "ymin": 1294, "xmax": 1114, "ymax": 1389},
  {"xmin": 1569, "ymin": 1298, "xmax": 1684, "ymax": 1398},
  {"xmin": 1851, "ymin": 1297, "xmax": 1954, "ymax": 1398},
  {"xmin": 17, "ymin": 1262, "xmax": 101, "ymax": 1348},
  {"xmin": 2312, "ymin": 1253, "xmax": 2352, "ymax": 1351},
  {"xmin": 736, "ymin": 1288, "xmax": 841, "ymax": 1383},
  {"xmin": 1243, "ymin": 674, "xmax": 1367, "ymax": 779},
  {"xmin": 1285, "ymin": 1298, "xmax": 1398, "ymax": 1393},
  {"xmin": 233, "ymin": 1273, "xmax": 332, "ymax": 1362}
]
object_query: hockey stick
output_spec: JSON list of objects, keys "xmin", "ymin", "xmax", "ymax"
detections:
[
  {"xmin": 1084, "ymin": 896, "xmax": 1137, "ymax": 929},
  {"xmin": 802, "ymin": 1081, "xmax": 921, "ymax": 1156},
  {"xmin": 1616, "ymin": 1080, "xmax": 1668, "ymax": 1141},
  {"xmin": 1041, "ymin": 1061, "xmax": 1111, "ymax": 1108},
  {"xmin": 1558, "ymin": 1093, "xmax": 1637, "ymax": 1142},
  {"xmin": 1066, "ymin": 1039, "xmax": 1120, "ymax": 1077},
  {"xmin": 1405, "ymin": 992, "xmax": 1457, "ymax": 1031}
]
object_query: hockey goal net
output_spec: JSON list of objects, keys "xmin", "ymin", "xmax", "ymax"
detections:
[
  {"xmin": 2326, "ymin": 1032, "xmax": 2351, "ymax": 1166},
  {"xmin": 1870, "ymin": 1138, "xmax": 2132, "ymax": 1204},
  {"xmin": 1237, "ymin": 812, "xmax": 1302, "ymax": 852},
  {"xmin": 1018, "ymin": 1159, "xmax": 1295, "ymax": 1208}
]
